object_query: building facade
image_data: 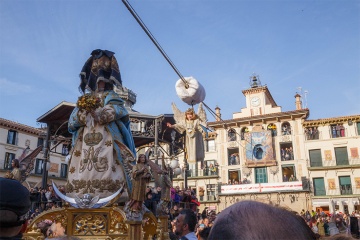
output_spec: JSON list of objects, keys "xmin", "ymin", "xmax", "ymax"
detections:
[
  {"xmin": 0, "ymin": 118, "xmax": 69, "ymax": 188},
  {"xmin": 173, "ymin": 76, "xmax": 360, "ymax": 214}
]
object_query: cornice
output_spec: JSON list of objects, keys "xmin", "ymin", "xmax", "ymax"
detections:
[
  {"xmin": 302, "ymin": 115, "xmax": 360, "ymax": 127},
  {"xmin": 0, "ymin": 118, "xmax": 45, "ymax": 135},
  {"xmin": 208, "ymin": 109, "xmax": 309, "ymax": 128}
]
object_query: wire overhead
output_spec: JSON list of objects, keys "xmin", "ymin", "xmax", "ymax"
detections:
[
  {"xmin": 121, "ymin": 0, "xmax": 254, "ymax": 149},
  {"xmin": 122, "ymin": 0, "xmax": 188, "ymax": 88}
]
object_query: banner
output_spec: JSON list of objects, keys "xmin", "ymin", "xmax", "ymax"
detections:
[{"xmin": 221, "ymin": 181, "xmax": 303, "ymax": 194}]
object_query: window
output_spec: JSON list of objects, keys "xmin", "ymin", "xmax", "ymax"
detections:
[
  {"xmin": 281, "ymin": 122, "xmax": 291, "ymax": 135},
  {"xmin": 309, "ymin": 149, "xmax": 322, "ymax": 167},
  {"xmin": 255, "ymin": 167, "xmax": 267, "ymax": 183},
  {"xmin": 280, "ymin": 143, "xmax": 294, "ymax": 161},
  {"xmin": 267, "ymin": 123, "xmax": 277, "ymax": 137},
  {"xmin": 240, "ymin": 127, "xmax": 249, "ymax": 140},
  {"xmin": 357, "ymin": 122, "xmax": 360, "ymax": 135},
  {"xmin": 206, "ymin": 184, "xmax": 216, "ymax": 201},
  {"xmin": 330, "ymin": 124, "xmax": 345, "ymax": 138},
  {"xmin": 206, "ymin": 139, "xmax": 216, "ymax": 152},
  {"xmin": 228, "ymin": 170, "xmax": 240, "ymax": 184},
  {"xmin": 187, "ymin": 163, "xmax": 197, "ymax": 177},
  {"xmin": 60, "ymin": 164, "xmax": 68, "ymax": 178},
  {"xmin": 4, "ymin": 152, "xmax": 16, "ymax": 170},
  {"xmin": 339, "ymin": 176, "xmax": 352, "ymax": 195},
  {"xmin": 7, "ymin": 130, "xmax": 18, "ymax": 145},
  {"xmin": 282, "ymin": 165, "xmax": 296, "ymax": 182},
  {"xmin": 228, "ymin": 148, "xmax": 240, "ymax": 165},
  {"xmin": 305, "ymin": 127, "xmax": 319, "ymax": 140},
  {"xmin": 335, "ymin": 147, "xmax": 349, "ymax": 166},
  {"xmin": 204, "ymin": 160, "xmax": 218, "ymax": 176},
  {"xmin": 62, "ymin": 144, "xmax": 69, "ymax": 156},
  {"xmin": 228, "ymin": 129, "xmax": 237, "ymax": 142},
  {"xmin": 37, "ymin": 138, "xmax": 44, "ymax": 147},
  {"xmin": 313, "ymin": 178, "xmax": 326, "ymax": 196},
  {"xmin": 35, "ymin": 158, "xmax": 44, "ymax": 174}
]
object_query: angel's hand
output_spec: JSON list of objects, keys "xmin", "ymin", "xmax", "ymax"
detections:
[{"xmin": 166, "ymin": 122, "xmax": 173, "ymax": 128}]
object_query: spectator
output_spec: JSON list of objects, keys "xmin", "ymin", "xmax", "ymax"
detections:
[
  {"xmin": 208, "ymin": 201, "xmax": 317, "ymax": 240},
  {"xmin": 144, "ymin": 192, "xmax": 155, "ymax": 214},
  {"xmin": 289, "ymin": 174, "xmax": 296, "ymax": 181},
  {"xmin": 0, "ymin": 177, "xmax": 31, "ymax": 239},
  {"xmin": 152, "ymin": 186, "xmax": 162, "ymax": 204},
  {"xmin": 174, "ymin": 209, "xmax": 197, "ymax": 240}
]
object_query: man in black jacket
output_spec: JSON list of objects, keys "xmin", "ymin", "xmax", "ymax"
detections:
[{"xmin": 0, "ymin": 177, "xmax": 31, "ymax": 239}]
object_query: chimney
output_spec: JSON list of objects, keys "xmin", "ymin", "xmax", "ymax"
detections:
[
  {"xmin": 215, "ymin": 106, "xmax": 221, "ymax": 122},
  {"xmin": 295, "ymin": 93, "xmax": 302, "ymax": 110}
]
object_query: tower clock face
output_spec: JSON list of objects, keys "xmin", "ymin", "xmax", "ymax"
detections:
[{"xmin": 251, "ymin": 97, "xmax": 261, "ymax": 107}]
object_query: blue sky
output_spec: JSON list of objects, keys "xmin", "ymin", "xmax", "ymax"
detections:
[{"xmin": 0, "ymin": 0, "xmax": 359, "ymax": 128}]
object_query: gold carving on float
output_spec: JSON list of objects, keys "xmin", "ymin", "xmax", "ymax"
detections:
[
  {"xmin": 23, "ymin": 205, "xmax": 158, "ymax": 240},
  {"xmin": 74, "ymin": 214, "xmax": 106, "ymax": 235}
]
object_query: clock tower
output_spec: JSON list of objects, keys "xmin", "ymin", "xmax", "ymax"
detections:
[{"xmin": 233, "ymin": 74, "xmax": 281, "ymax": 119}]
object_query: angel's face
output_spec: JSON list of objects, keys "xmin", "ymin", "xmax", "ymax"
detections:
[{"xmin": 186, "ymin": 112, "xmax": 195, "ymax": 120}]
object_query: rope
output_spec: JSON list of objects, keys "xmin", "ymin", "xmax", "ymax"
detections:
[
  {"xmin": 122, "ymin": 0, "xmax": 189, "ymax": 89},
  {"xmin": 122, "ymin": 0, "xmax": 255, "ymax": 150}
]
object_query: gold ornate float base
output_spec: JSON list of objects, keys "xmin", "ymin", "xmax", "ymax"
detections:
[{"xmin": 23, "ymin": 204, "xmax": 158, "ymax": 240}]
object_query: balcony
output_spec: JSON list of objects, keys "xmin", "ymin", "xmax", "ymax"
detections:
[
  {"xmin": 173, "ymin": 168, "xmax": 219, "ymax": 180},
  {"xmin": 308, "ymin": 158, "xmax": 360, "ymax": 170},
  {"xmin": 314, "ymin": 186, "xmax": 360, "ymax": 197}
]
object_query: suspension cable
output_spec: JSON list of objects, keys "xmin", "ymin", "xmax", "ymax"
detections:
[
  {"xmin": 122, "ymin": 0, "xmax": 189, "ymax": 88},
  {"xmin": 122, "ymin": 0, "xmax": 254, "ymax": 150}
]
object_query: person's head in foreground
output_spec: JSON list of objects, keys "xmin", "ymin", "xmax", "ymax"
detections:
[
  {"xmin": 0, "ymin": 177, "xmax": 31, "ymax": 238},
  {"xmin": 175, "ymin": 209, "xmax": 197, "ymax": 238},
  {"xmin": 208, "ymin": 200, "xmax": 318, "ymax": 240}
]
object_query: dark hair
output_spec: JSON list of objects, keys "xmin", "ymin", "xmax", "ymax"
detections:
[
  {"xmin": 199, "ymin": 227, "xmax": 211, "ymax": 239},
  {"xmin": 208, "ymin": 201, "xmax": 317, "ymax": 240},
  {"xmin": 12, "ymin": 159, "xmax": 20, "ymax": 168},
  {"xmin": 180, "ymin": 209, "xmax": 197, "ymax": 232},
  {"xmin": 137, "ymin": 154, "xmax": 147, "ymax": 163}
]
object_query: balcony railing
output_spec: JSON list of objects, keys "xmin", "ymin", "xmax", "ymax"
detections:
[
  {"xmin": 308, "ymin": 158, "xmax": 360, "ymax": 168},
  {"xmin": 315, "ymin": 186, "xmax": 360, "ymax": 196},
  {"xmin": 185, "ymin": 168, "xmax": 219, "ymax": 178}
]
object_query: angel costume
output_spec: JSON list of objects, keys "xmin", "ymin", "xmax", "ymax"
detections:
[
  {"xmin": 10, "ymin": 167, "xmax": 21, "ymax": 181},
  {"xmin": 65, "ymin": 50, "xmax": 136, "ymax": 199},
  {"xmin": 171, "ymin": 103, "xmax": 206, "ymax": 166}
]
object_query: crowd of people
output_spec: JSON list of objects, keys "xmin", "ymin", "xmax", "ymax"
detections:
[
  {"xmin": 2, "ymin": 176, "xmax": 360, "ymax": 240},
  {"xmin": 301, "ymin": 209, "xmax": 360, "ymax": 238},
  {"xmin": 227, "ymin": 178, "xmax": 251, "ymax": 185},
  {"xmin": 305, "ymin": 127, "xmax": 320, "ymax": 140}
]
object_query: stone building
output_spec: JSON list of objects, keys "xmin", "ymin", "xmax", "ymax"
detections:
[
  {"xmin": 174, "ymin": 75, "xmax": 360, "ymax": 214},
  {"xmin": 0, "ymin": 117, "xmax": 69, "ymax": 188}
]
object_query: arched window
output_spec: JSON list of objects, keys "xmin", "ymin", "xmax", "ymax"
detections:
[
  {"xmin": 267, "ymin": 123, "xmax": 277, "ymax": 137},
  {"xmin": 281, "ymin": 122, "xmax": 291, "ymax": 135},
  {"xmin": 228, "ymin": 128, "xmax": 237, "ymax": 142},
  {"xmin": 240, "ymin": 127, "xmax": 249, "ymax": 140}
]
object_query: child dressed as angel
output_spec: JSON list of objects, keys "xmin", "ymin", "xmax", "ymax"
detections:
[{"xmin": 167, "ymin": 103, "xmax": 206, "ymax": 168}]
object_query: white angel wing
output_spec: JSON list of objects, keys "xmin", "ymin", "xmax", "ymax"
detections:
[
  {"xmin": 197, "ymin": 102, "xmax": 207, "ymax": 127},
  {"xmin": 171, "ymin": 102, "xmax": 185, "ymax": 125}
]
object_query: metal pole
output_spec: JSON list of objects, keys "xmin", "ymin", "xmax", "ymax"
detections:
[
  {"xmin": 183, "ymin": 135, "xmax": 188, "ymax": 189},
  {"xmin": 154, "ymin": 118, "xmax": 159, "ymax": 166},
  {"xmin": 42, "ymin": 125, "xmax": 51, "ymax": 189}
]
